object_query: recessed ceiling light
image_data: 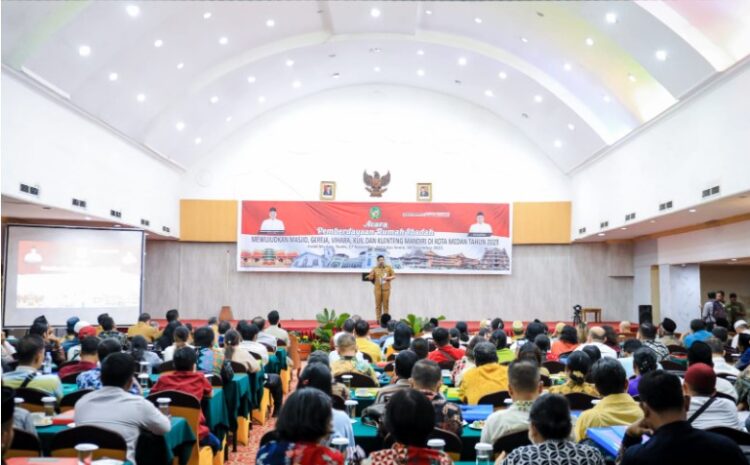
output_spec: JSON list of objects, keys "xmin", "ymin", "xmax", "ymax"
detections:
[
  {"xmin": 628, "ymin": 73, "xmax": 637, "ymax": 82},
  {"xmin": 603, "ymin": 95, "xmax": 611, "ymax": 103},
  {"xmin": 219, "ymin": 36, "xmax": 228, "ymax": 45},
  {"xmin": 620, "ymin": 227, "xmax": 627, "ymax": 230},
  {"xmin": 520, "ymin": 37, "xmax": 529, "ymax": 43},
  {"xmin": 266, "ymin": 19, "xmax": 275, "ymax": 27},
  {"xmin": 85, "ymin": 216, "xmax": 92, "ymax": 221},
  {"xmin": 650, "ymin": 220, "xmax": 656, "ymax": 223},
  {"xmin": 78, "ymin": 45, "xmax": 91, "ymax": 57},
  {"xmin": 285, "ymin": 59, "xmax": 294, "ymax": 67},
  {"xmin": 605, "ymin": 12, "xmax": 617, "ymax": 24},
  {"xmin": 108, "ymin": 72, "xmax": 118, "ymax": 81},
  {"xmin": 154, "ymin": 39, "xmax": 163, "ymax": 48},
  {"xmin": 484, "ymin": 89, "xmax": 494, "ymax": 97},
  {"xmin": 474, "ymin": 17, "xmax": 482, "ymax": 24},
  {"xmin": 554, "ymin": 139, "xmax": 563, "ymax": 148},
  {"xmin": 534, "ymin": 95, "xmax": 543, "ymax": 103},
  {"xmin": 688, "ymin": 208, "xmax": 697, "ymax": 213},
  {"xmin": 332, "ymin": 72, "xmax": 340, "ymax": 79},
  {"xmin": 258, "ymin": 96, "xmax": 266, "ymax": 103},
  {"xmin": 175, "ymin": 121, "xmax": 185, "ymax": 131},
  {"xmin": 425, "ymin": 9, "xmax": 432, "ymax": 15},
  {"xmin": 564, "ymin": 62, "xmax": 572, "ymax": 71},
  {"xmin": 145, "ymin": 233, "xmax": 150, "ymax": 236},
  {"xmin": 731, "ymin": 258, "xmax": 738, "ymax": 262},
  {"xmin": 210, "ymin": 96, "xmax": 219, "ymax": 104},
  {"xmin": 498, "ymin": 71, "xmax": 507, "ymax": 79},
  {"xmin": 136, "ymin": 93, "xmax": 146, "ymax": 102},
  {"xmin": 247, "ymin": 75, "xmax": 256, "ymax": 84},
  {"xmin": 567, "ymin": 123, "xmax": 575, "ymax": 131},
  {"xmin": 585, "ymin": 37, "xmax": 594, "ymax": 46},
  {"xmin": 370, "ymin": 8, "xmax": 381, "ymax": 18},
  {"xmin": 225, "ymin": 116, "xmax": 233, "ymax": 122},
  {"xmin": 194, "ymin": 137, "xmax": 202, "ymax": 145},
  {"xmin": 655, "ymin": 49, "xmax": 668, "ymax": 61},
  {"xmin": 177, "ymin": 62, "xmax": 184, "ymax": 70},
  {"xmin": 597, "ymin": 233, "xmax": 606, "ymax": 237},
  {"xmin": 416, "ymin": 69, "xmax": 425, "ymax": 77},
  {"xmin": 373, "ymin": 66, "xmax": 381, "ymax": 72},
  {"xmin": 114, "ymin": 224, "xmax": 121, "ymax": 228},
  {"xmin": 203, "ymin": 12, "xmax": 212, "ymax": 19},
  {"xmin": 417, "ymin": 49, "xmax": 425, "ymax": 56},
  {"xmin": 457, "ymin": 57, "xmax": 467, "ymax": 66},
  {"xmin": 126, "ymin": 5, "xmax": 140, "ymax": 17},
  {"xmin": 292, "ymin": 80, "xmax": 301, "ymax": 88}
]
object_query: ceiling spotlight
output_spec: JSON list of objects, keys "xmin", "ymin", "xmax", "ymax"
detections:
[
  {"xmin": 370, "ymin": 8, "xmax": 381, "ymax": 18},
  {"xmin": 597, "ymin": 233, "xmax": 606, "ymax": 237},
  {"xmin": 154, "ymin": 39, "xmax": 163, "ymax": 48},
  {"xmin": 620, "ymin": 227, "xmax": 628, "ymax": 230},
  {"xmin": 373, "ymin": 66, "xmax": 381, "ymax": 72},
  {"xmin": 425, "ymin": 9, "xmax": 432, "ymax": 15},
  {"xmin": 203, "ymin": 12, "xmax": 212, "ymax": 19},
  {"xmin": 332, "ymin": 72, "xmax": 340, "ymax": 79},
  {"xmin": 484, "ymin": 89, "xmax": 494, "ymax": 98},
  {"xmin": 417, "ymin": 49, "xmax": 425, "ymax": 56},
  {"xmin": 585, "ymin": 37, "xmax": 594, "ymax": 46},
  {"xmin": 219, "ymin": 36, "xmax": 228, "ymax": 45},
  {"xmin": 136, "ymin": 93, "xmax": 146, "ymax": 102},
  {"xmin": 416, "ymin": 69, "xmax": 425, "ymax": 77},
  {"xmin": 534, "ymin": 95, "xmax": 543, "ymax": 103},
  {"xmin": 175, "ymin": 121, "xmax": 185, "ymax": 131},
  {"xmin": 603, "ymin": 95, "xmax": 611, "ymax": 103},
  {"xmin": 114, "ymin": 224, "xmax": 122, "ymax": 228},
  {"xmin": 258, "ymin": 96, "xmax": 266, "ymax": 103},
  {"xmin": 194, "ymin": 137, "xmax": 202, "ymax": 145},
  {"xmin": 520, "ymin": 37, "xmax": 529, "ymax": 43},
  {"xmin": 605, "ymin": 12, "xmax": 617, "ymax": 24},
  {"xmin": 177, "ymin": 62, "xmax": 184, "ymax": 69},
  {"xmin": 126, "ymin": 5, "xmax": 140, "ymax": 17},
  {"xmin": 655, "ymin": 49, "xmax": 668, "ymax": 61},
  {"xmin": 567, "ymin": 123, "xmax": 575, "ymax": 131},
  {"xmin": 731, "ymin": 258, "xmax": 738, "ymax": 262},
  {"xmin": 225, "ymin": 116, "xmax": 233, "ymax": 122},
  {"xmin": 649, "ymin": 220, "xmax": 656, "ymax": 223},
  {"xmin": 210, "ymin": 96, "xmax": 219, "ymax": 104},
  {"xmin": 688, "ymin": 208, "xmax": 697, "ymax": 213},
  {"xmin": 85, "ymin": 216, "xmax": 92, "ymax": 221},
  {"xmin": 554, "ymin": 139, "xmax": 563, "ymax": 148},
  {"xmin": 108, "ymin": 72, "xmax": 118, "ymax": 81},
  {"xmin": 266, "ymin": 19, "xmax": 275, "ymax": 27},
  {"xmin": 78, "ymin": 45, "xmax": 91, "ymax": 57},
  {"xmin": 247, "ymin": 75, "xmax": 256, "ymax": 84},
  {"xmin": 285, "ymin": 59, "xmax": 294, "ymax": 67},
  {"xmin": 498, "ymin": 71, "xmax": 507, "ymax": 80},
  {"xmin": 474, "ymin": 17, "xmax": 482, "ymax": 24},
  {"xmin": 628, "ymin": 73, "xmax": 637, "ymax": 82},
  {"xmin": 564, "ymin": 62, "xmax": 572, "ymax": 71},
  {"xmin": 457, "ymin": 57, "xmax": 467, "ymax": 66},
  {"xmin": 292, "ymin": 80, "xmax": 301, "ymax": 88}
]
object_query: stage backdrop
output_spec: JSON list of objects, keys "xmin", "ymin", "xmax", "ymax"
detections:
[{"xmin": 238, "ymin": 201, "xmax": 512, "ymax": 274}]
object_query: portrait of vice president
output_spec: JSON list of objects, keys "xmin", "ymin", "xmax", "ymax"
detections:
[{"xmin": 259, "ymin": 207, "xmax": 285, "ymax": 234}]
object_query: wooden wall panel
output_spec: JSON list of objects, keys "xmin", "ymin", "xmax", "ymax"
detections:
[
  {"xmin": 512, "ymin": 202, "xmax": 571, "ymax": 244},
  {"xmin": 179, "ymin": 200, "xmax": 237, "ymax": 242}
]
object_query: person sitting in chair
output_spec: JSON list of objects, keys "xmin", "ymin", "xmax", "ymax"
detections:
[{"xmin": 330, "ymin": 334, "xmax": 378, "ymax": 385}]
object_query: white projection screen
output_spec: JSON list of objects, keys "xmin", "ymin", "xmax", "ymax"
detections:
[{"xmin": 3, "ymin": 225, "xmax": 145, "ymax": 327}]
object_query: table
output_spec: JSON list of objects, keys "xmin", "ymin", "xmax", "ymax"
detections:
[
  {"xmin": 582, "ymin": 308, "xmax": 602, "ymax": 323},
  {"xmin": 36, "ymin": 416, "xmax": 195, "ymax": 465},
  {"xmin": 349, "ymin": 387, "xmax": 462, "ymax": 415},
  {"xmin": 586, "ymin": 425, "xmax": 650, "ymax": 458}
]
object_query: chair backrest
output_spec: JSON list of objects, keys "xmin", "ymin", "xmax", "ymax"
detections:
[
  {"xmin": 277, "ymin": 339, "xmax": 287, "ymax": 347},
  {"xmin": 383, "ymin": 362, "xmax": 395, "ymax": 374},
  {"xmin": 564, "ymin": 392, "xmax": 599, "ymax": 410},
  {"xmin": 542, "ymin": 361, "xmax": 565, "ymax": 374},
  {"xmin": 262, "ymin": 343, "xmax": 276, "ymax": 354},
  {"xmin": 146, "ymin": 390, "xmax": 202, "ymax": 438},
  {"xmin": 361, "ymin": 352, "xmax": 373, "ymax": 363},
  {"xmin": 334, "ymin": 372, "xmax": 378, "ymax": 388},
  {"xmin": 230, "ymin": 361, "xmax": 248, "ymax": 373},
  {"xmin": 208, "ymin": 373, "xmax": 224, "ymax": 387},
  {"xmin": 492, "ymin": 430, "xmax": 531, "ymax": 455},
  {"xmin": 6, "ymin": 429, "xmax": 42, "ymax": 458},
  {"xmin": 50, "ymin": 425, "xmax": 127, "ymax": 461},
  {"xmin": 707, "ymin": 427, "xmax": 750, "ymax": 445},
  {"xmin": 15, "ymin": 387, "xmax": 50, "ymax": 413},
  {"xmin": 60, "ymin": 389, "xmax": 94, "ymax": 412},
  {"xmin": 477, "ymin": 390, "xmax": 511, "ymax": 408},
  {"xmin": 667, "ymin": 345, "xmax": 687, "ymax": 354},
  {"xmin": 428, "ymin": 427, "xmax": 462, "ymax": 454},
  {"xmin": 540, "ymin": 375, "xmax": 552, "ymax": 387},
  {"xmin": 331, "ymin": 394, "xmax": 346, "ymax": 411},
  {"xmin": 249, "ymin": 351, "xmax": 263, "ymax": 361},
  {"xmin": 438, "ymin": 360, "xmax": 456, "ymax": 371},
  {"xmin": 660, "ymin": 360, "xmax": 686, "ymax": 371},
  {"xmin": 158, "ymin": 360, "xmax": 175, "ymax": 375},
  {"xmin": 386, "ymin": 353, "xmax": 396, "ymax": 362},
  {"xmin": 288, "ymin": 333, "xmax": 301, "ymax": 369},
  {"xmin": 60, "ymin": 371, "xmax": 83, "ymax": 384}
]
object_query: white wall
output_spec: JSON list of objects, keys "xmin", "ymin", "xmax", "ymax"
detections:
[
  {"xmin": 1, "ymin": 72, "xmax": 182, "ymax": 236},
  {"xmin": 659, "ymin": 264, "xmax": 701, "ymax": 333},
  {"xmin": 571, "ymin": 62, "xmax": 750, "ymax": 237},
  {"xmin": 181, "ymin": 85, "xmax": 571, "ymax": 203},
  {"xmin": 657, "ymin": 220, "xmax": 750, "ymax": 265}
]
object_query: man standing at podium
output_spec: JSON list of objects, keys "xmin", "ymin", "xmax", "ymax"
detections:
[{"xmin": 367, "ymin": 255, "xmax": 395, "ymax": 320}]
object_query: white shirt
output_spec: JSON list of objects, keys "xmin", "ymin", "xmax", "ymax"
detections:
[
  {"xmin": 329, "ymin": 351, "xmax": 365, "ymax": 364},
  {"xmin": 162, "ymin": 344, "xmax": 194, "ymax": 363},
  {"xmin": 74, "ymin": 386, "xmax": 171, "ymax": 464},
  {"xmin": 239, "ymin": 340, "xmax": 269, "ymax": 364},
  {"xmin": 716, "ymin": 377, "xmax": 738, "ymax": 401},
  {"xmin": 732, "ymin": 329, "xmax": 750, "ymax": 349},
  {"xmin": 264, "ymin": 325, "xmax": 290, "ymax": 345},
  {"xmin": 713, "ymin": 356, "xmax": 740, "ymax": 377},
  {"xmin": 480, "ymin": 401, "xmax": 533, "ymax": 444},
  {"xmin": 469, "ymin": 222, "xmax": 492, "ymax": 234},
  {"xmin": 575, "ymin": 342, "xmax": 618, "ymax": 359},
  {"xmin": 260, "ymin": 218, "xmax": 285, "ymax": 232},
  {"xmin": 687, "ymin": 396, "xmax": 743, "ymax": 431}
]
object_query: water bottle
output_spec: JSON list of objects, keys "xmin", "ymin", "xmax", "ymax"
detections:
[
  {"xmin": 475, "ymin": 443, "xmax": 493, "ymax": 465},
  {"xmin": 43, "ymin": 352, "xmax": 52, "ymax": 374},
  {"xmin": 427, "ymin": 438, "xmax": 445, "ymax": 465},
  {"xmin": 331, "ymin": 437, "xmax": 349, "ymax": 465}
]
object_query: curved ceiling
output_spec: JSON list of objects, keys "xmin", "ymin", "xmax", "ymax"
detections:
[{"xmin": 2, "ymin": 1, "xmax": 749, "ymax": 173}]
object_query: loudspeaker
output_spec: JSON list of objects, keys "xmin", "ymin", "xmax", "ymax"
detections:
[{"xmin": 638, "ymin": 305, "xmax": 653, "ymax": 325}]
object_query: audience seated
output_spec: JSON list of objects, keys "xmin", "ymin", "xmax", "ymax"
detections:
[
  {"xmin": 735, "ymin": 333, "xmax": 750, "ymax": 370},
  {"xmin": 256, "ymin": 389, "xmax": 344, "ymax": 465},
  {"xmin": 162, "ymin": 325, "xmax": 193, "ymax": 363},
  {"xmin": 298, "ymin": 363, "xmax": 355, "ymax": 447},
  {"xmin": 657, "ymin": 318, "xmax": 681, "ymax": 347},
  {"xmin": 687, "ymin": 341, "xmax": 737, "ymax": 401},
  {"xmin": 574, "ymin": 358, "xmax": 642, "ymax": 440},
  {"xmin": 499, "ymin": 394, "xmax": 605, "ymax": 465},
  {"xmin": 619, "ymin": 321, "xmax": 634, "ymax": 338},
  {"xmin": 459, "ymin": 341, "xmax": 508, "ymax": 404},
  {"xmin": 127, "ymin": 312, "xmax": 160, "ymax": 342},
  {"xmin": 452, "ymin": 336, "xmax": 480, "ymax": 386},
  {"xmin": 481, "ymin": 361, "xmax": 543, "ymax": 444},
  {"xmin": 550, "ymin": 322, "xmax": 566, "ymax": 341},
  {"xmin": 75, "ymin": 352, "xmax": 171, "ymax": 464},
  {"xmin": 98, "ymin": 315, "xmax": 129, "ymax": 348},
  {"xmin": 2, "ymin": 334, "xmax": 63, "ymax": 399},
  {"xmin": 731, "ymin": 320, "xmax": 750, "ymax": 349},
  {"xmin": 59, "ymin": 336, "xmax": 100, "ymax": 380},
  {"xmin": 510, "ymin": 321, "xmax": 546, "ymax": 352},
  {"xmin": 601, "ymin": 326, "xmax": 622, "ymax": 355},
  {"xmin": 427, "ymin": 328, "xmax": 465, "ymax": 366},
  {"xmin": 533, "ymin": 334, "xmax": 552, "ymax": 362},
  {"xmin": 224, "ymin": 329, "xmax": 260, "ymax": 372},
  {"xmin": 618, "ymin": 339, "xmax": 643, "ymax": 379},
  {"xmin": 355, "ymin": 320, "xmax": 383, "ymax": 363},
  {"xmin": 420, "ymin": 323, "xmax": 434, "ymax": 341},
  {"xmin": 550, "ymin": 325, "xmax": 579, "ymax": 358},
  {"xmin": 77, "ymin": 338, "xmax": 141, "ymax": 395},
  {"xmin": 2, "ymin": 387, "xmax": 16, "ymax": 462},
  {"xmin": 370, "ymin": 314, "xmax": 391, "ymax": 341},
  {"xmin": 29, "ymin": 317, "xmax": 65, "ymax": 366},
  {"xmin": 706, "ymin": 337, "xmax": 739, "ymax": 376},
  {"xmin": 627, "ymin": 348, "xmax": 658, "ymax": 396},
  {"xmin": 376, "ymin": 350, "xmax": 418, "ymax": 403},
  {"xmin": 155, "ymin": 321, "xmax": 181, "ymax": 353},
  {"xmin": 682, "ymin": 363, "xmax": 742, "ymax": 430},
  {"xmin": 130, "ymin": 335, "xmax": 162, "ymax": 371},
  {"xmin": 151, "ymin": 347, "xmax": 222, "ymax": 452},
  {"xmin": 383, "ymin": 323, "xmax": 412, "ymax": 359},
  {"xmin": 264, "ymin": 310, "xmax": 290, "ymax": 346},
  {"xmin": 66, "ymin": 324, "xmax": 96, "ymax": 361},
  {"xmin": 684, "ymin": 319, "xmax": 712, "ymax": 348},
  {"xmin": 307, "ymin": 350, "xmax": 349, "ymax": 400},
  {"xmin": 575, "ymin": 327, "xmax": 617, "ymax": 359},
  {"xmin": 409, "ymin": 338, "xmax": 429, "ymax": 360},
  {"xmin": 548, "ymin": 351, "xmax": 598, "ymax": 396},
  {"xmin": 217, "ymin": 321, "xmax": 232, "ymax": 345},
  {"xmin": 61, "ymin": 316, "xmax": 81, "ymax": 355},
  {"xmin": 237, "ymin": 322, "xmax": 270, "ymax": 364},
  {"xmin": 166, "ymin": 309, "xmax": 180, "ymax": 324},
  {"xmin": 515, "ymin": 344, "xmax": 549, "ymax": 377},
  {"xmin": 409, "ymin": 359, "xmax": 463, "ymax": 436},
  {"xmin": 619, "ymin": 370, "xmax": 745, "ymax": 465},
  {"xmin": 491, "ymin": 330, "xmax": 515, "ymax": 364},
  {"xmin": 330, "ymin": 334, "xmax": 379, "ymax": 385},
  {"xmin": 366, "ymin": 389, "xmax": 452, "ymax": 465},
  {"xmin": 638, "ymin": 323, "xmax": 669, "ymax": 361},
  {"xmin": 454, "ymin": 321, "xmax": 469, "ymax": 346},
  {"xmin": 193, "ymin": 326, "xmax": 225, "ymax": 378},
  {"xmin": 333, "ymin": 319, "xmax": 357, "ymax": 347},
  {"xmin": 711, "ymin": 326, "xmax": 729, "ymax": 344},
  {"xmin": 252, "ymin": 317, "xmax": 278, "ymax": 350}
]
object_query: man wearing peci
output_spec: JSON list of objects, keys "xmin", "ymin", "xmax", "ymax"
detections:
[
  {"xmin": 469, "ymin": 211, "xmax": 492, "ymax": 235},
  {"xmin": 367, "ymin": 255, "xmax": 396, "ymax": 320},
  {"xmin": 259, "ymin": 207, "xmax": 285, "ymax": 234}
]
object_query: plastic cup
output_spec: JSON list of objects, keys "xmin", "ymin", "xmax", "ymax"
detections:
[
  {"xmin": 344, "ymin": 399, "xmax": 358, "ymax": 420},
  {"xmin": 41, "ymin": 396, "xmax": 56, "ymax": 417},
  {"xmin": 342, "ymin": 374, "xmax": 353, "ymax": 389},
  {"xmin": 427, "ymin": 438, "xmax": 446, "ymax": 451},
  {"xmin": 139, "ymin": 361, "xmax": 150, "ymax": 374},
  {"xmin": 14, "ymin": 397, "xmax": 24, "ymax": 406},
  {"xmin": 138, "ymin": 373, "xmax": 149, "ymax": 389},
  {"xmin": 75, "ymin": 443, "xmax": 98, "ymax": 465},
  {"xmin": 156, "ymin": 397, "xmax": 171, "ymax": 417}
]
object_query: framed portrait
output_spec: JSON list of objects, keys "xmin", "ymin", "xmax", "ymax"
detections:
[
  {"xmin": 320, "ymin": 181, "xmax": 336, "ymax": 200},
  {"xmin": 416, "ymin": 182, "xmax": 432, "ymax": 202}
]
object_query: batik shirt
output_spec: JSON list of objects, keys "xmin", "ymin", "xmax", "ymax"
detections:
[
  {"xmin": 76, "ymin": 368, "xmax": 141, "ymax": 395},
  {"xmin": 503, "ymin": 440, "xmax": 605, "ymax": 465},
  {"xmin": 367, "ymin": 443, "xmax": 452, "ymax": 465},
  {"xmin": 256, "ymin": 441, "xmax": 343, "ymax": 465}
]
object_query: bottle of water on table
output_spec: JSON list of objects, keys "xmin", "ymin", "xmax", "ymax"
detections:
[{"xmin": 43, "ymin": 352, "xmax": 52, "ymax": 374}]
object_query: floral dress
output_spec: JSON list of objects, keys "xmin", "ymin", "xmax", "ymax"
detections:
[{"xmin": 256, "ymin": 441, "xmax": 343, "ymax": 465}]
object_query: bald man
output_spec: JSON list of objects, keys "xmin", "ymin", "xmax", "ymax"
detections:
[{"xmin": 575, "ymin": 327, "xmax": 618, "ymax": 359}]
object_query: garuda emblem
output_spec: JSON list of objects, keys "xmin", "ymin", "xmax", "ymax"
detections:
[{"xmin": 363, "ymin": 170, "xmax": 391, "ymax": 197}]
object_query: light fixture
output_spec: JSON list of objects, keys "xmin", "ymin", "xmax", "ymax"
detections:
[
  {"xmin": 520, "ymin": 37, "xmax": 529, "ymax": 43},
  {"xmin": 484, "ymin": 89, "xmax": 494, "ymax": 97},
  {"xmin": 24, "ymin": 248, "xmax": 42, "ymax": 264},
  {"xmin": 474, "ymin": 17, "xmax": 482, "ymax": 24},
  {"xmin": 370, "ymin": 8, "xmax": 381, "ymax": 18},
  {"xmin": 194, "ymin": 137, "xmax": 202, "ymax": 145},
  {"xmin": 597, "ymin": 233, "xmax": 606, "ymax": 237},
  {"xmin": 175, "ymin": 121, "xmax": 185, "ymax": 131},
  {"xmin": 416, "ymin": 69, "xmax": 425, "ymax": 77},
  {"xmin": 332, "ymin": 72, "xmax": 340, "ymax": 79},
  {"xmin": 145, "ymin": 233, "xmax": 150, "ymax": 236},
  {"xmin": 154, "ymin": 39, "xmax": 163, "ymax": 48},
  {"xmin": 266, "ymin": 19, "xmax": 275, "ymax": 27},
  {"xmin": 689, "ymin": 208, "xmax": 697, "ymax": 213},
  {"xmin": 219, "ymin": 36, "xmax": 228, "ymax": 45},
  {"xmin": 177, "ymin": 62, "xmax": 184, "ymax": 70},
  {"xmin": 650, "ymin": 220, "xmax": 656, "ymax": 223},
  {"xmin": 113, "ymin": 224, "xmax": 121, "ymax": 228},
  {"xmin": 225, "ymin": 116, "xmax": 233, "ymax": 122},
  {"xmin": 203, "ymin": 12, "xmax": 212, "ymax": 19},
  {"xmin": 126, "ymin": 5, "xmax": 140, "ymax": 17},
  {"xmin": 136, "ymin": 93, "xmax": 146, "ymax": 103},
  {"xmin": 210, "ymin": 96, "xmax": 219, "ymax": 104},
  {"xmin": 285, "ymin": 59, "xmax": 294, "ymax": 67},
  {"xmin": 534, "ymin": 95, "xmax": 543, "ymax": 103},
  {"xmin": 78, "ymin": 45, "xmax": 91, "ymax": 57},
  {"xmin": 567, "ymin": 123, "xmax": 576, "ymax": 131},
  {"xmin": 731, "ymin": 258, "xmax": 738, "ymax": 262},
  {"xmin": 585, "ymin": 37, "xmax": 594, "ymax": 46},
  {"xmin": 457, "ymin": 57, "xmax": 467, "ymax": 66},
  {"xmin": 108, "ymin": 72, "xmax": 118, "ymax": 81},
  {"xmin": 554, "ymin": 139, "xmax": 563, "ymax": 148},
  {"xmin": 655, "ymin": 49, "xmax": 668, "ymax": 61},
  {"xmin": 620, "ymin": 227, "xmax": 628, "ymax": 230},
  {"xmin": 605, "ymin": 12, "xmax": 617, "ymax": 24},
  {"xmin": 247, "ymin": 75, "xmax": 256, "ymax": 84},
  {"xmin": 85, "ymin": 216, "xmax": 92, "ymax": 221},
  {"xmin": 292, "ymin": 80, "xmax": 301, "ymax": 88},
  {"xmin": 258, "ymin": 96, "xmax": 266, "ymax": 103},
  {"xmin": 373, "ymin": 66, "xmax": 381, "ymax": 72},
  {"xmin": 425, "ymin": 9, "xmax": 432, "ymax": 15},
  {"xmin": 417, "ymin": 49, "xmax": 425, "ymax": 56},
  {"xmin": 495, "ymin": 72, "xmax": 506, "ymax": 80},
  {"xmin": 564, "ymin": 62, "xmax": 572, "ymax": 71},
  {"xmin": 628, "ymin": 73, "xmax": 637, "ymax": 82}
]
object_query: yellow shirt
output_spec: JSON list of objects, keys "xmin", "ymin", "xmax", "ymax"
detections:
[
  {"xmin": 127, "ymin": 321, "xmax": 160, "ymax": 342},
  {"xmin": 574, "ymin": 393, "xmax": 643, "ymax": 441},
  {"xmin": 459, "ymin": 363, "xmax": 509, "ymax": 405},
  {"xmin": 356, "ymin": 337, "xmax": 383, "ymax": 363}
]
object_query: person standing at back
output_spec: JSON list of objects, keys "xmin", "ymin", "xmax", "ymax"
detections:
[
  {"xmin": 264, "ymin": 310, "xmax": 289, "ymax": 345},
  {"xmin": 127, "ymin": 313, "xmax": 160, "ymax": 342}
]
